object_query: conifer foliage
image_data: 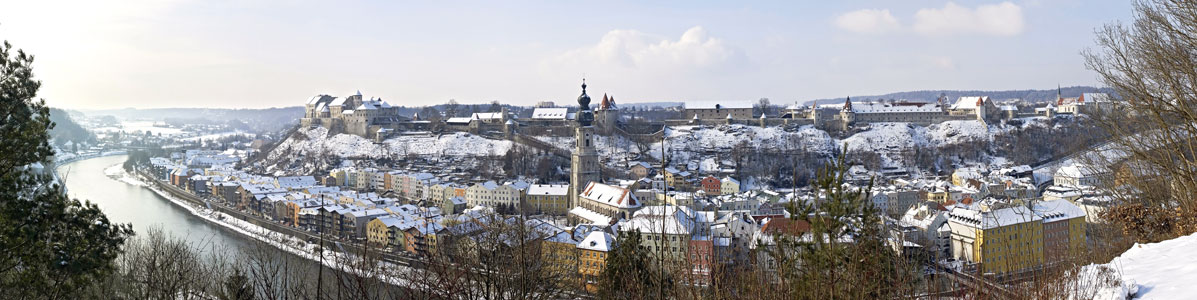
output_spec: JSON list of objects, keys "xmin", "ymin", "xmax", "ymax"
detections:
[
  {"xmin": 0, "ymin": 40, "xmax": 133, "ymax": 298},
  {"xmin": 773, "ymin": 148, "xmax": 915, "ymax": 299}
]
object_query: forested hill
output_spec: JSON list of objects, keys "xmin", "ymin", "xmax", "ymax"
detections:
[
  {"xmin": 48, "ymin": 107, "xmax": 94, "ymax": 147},
  {"xmin": 805, "ymin": 86, "xmax": 1116, "ymax": 105}
]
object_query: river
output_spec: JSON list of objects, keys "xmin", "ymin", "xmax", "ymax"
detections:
[{"xmin": 56, "ymin": 155, "xmax": 249, "ymax": 252}]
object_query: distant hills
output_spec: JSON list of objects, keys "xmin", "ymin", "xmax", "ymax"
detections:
[
  {"xmin": 804, "ymin": 86, "xmax": 1116, "ymax": 106},
  {"xmin": 79, "ymin": 107, "xmax": 305, "ymax": 132}
]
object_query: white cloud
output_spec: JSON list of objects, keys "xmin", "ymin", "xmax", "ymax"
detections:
[
  {"xmin": 545, "ymin": 26, "xmax": 743, "ymax": 71},
  {"xmin": 925, "ymin": 55, "xmax": 956, "ymax": 70},
  {"xmin": 913, "ymin": 2, "xmax": 1024, "ymax": 36},
  {"xmin": 834, "ymin": 9, "xmax": 900, "ymax": 34},
  {"xmin": 834, "ymin": 2, "xmax": 1025, "ymax": 37}
]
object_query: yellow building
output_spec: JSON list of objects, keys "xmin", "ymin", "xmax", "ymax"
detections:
[
  {"xmin": 525, "ymin": 184, "xmax": 571, "ymax": 215},
  {"xmin": 1037, "ymin": 200, "xmax": 1087, "ymax": 262},
  {"xmin": 541, "ymin": 230, "xmax": 580, "ymax": 289},
  {"xmin": 947, "ymin": 200, "xmax": 1087, "ymax": 274},
  {"xmin": 330, "ymin": 169, "xmax": 347, "ymax": 187},
  {"xmin": 366, "ymin": 216, "xmax": 408, "ymax": 251},
  {"xmin": 577, "ymin": 231, "xmax": 615, "ymax": 293}
]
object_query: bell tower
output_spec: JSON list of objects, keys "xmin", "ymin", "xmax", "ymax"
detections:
[{"xmin": 571, "ymin": 79, "xmax": 601, "ymax": 208}]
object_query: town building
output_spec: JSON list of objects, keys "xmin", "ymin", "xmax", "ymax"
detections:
[
  {"xmin": 683, "ymin": 105, "xmax": 753, "ymax": 120},
  {"xmin": 571, "ymin": 182, "xmax": 642, "ymax": 224},
  {"xmin": 526, "ymin": 184, "xmax": 571, "ymax": 215},
  {"xmin": 577, "ymin": 231, "xmax": 615, "ymax": 293}
]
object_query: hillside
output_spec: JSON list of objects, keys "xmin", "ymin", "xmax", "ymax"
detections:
[
  {"xmin": 262, "ymin": 127, "xmax": 512, "ymax": 175},
  {"xmin": 805, "ymin": 86, "xmax": 1116, "ymax": 105},
  {"xmin": 48, "ymin": 107, "xmax": 95, "ymax": 147},
  {"xmin": 1074, "ymin": 232, "xmax": 1197, "ymax": 299}
]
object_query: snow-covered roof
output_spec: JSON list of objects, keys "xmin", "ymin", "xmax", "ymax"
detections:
[
  {"xmin": 527, "ymin": 184, "xmax": 569, "ymax": 196},
  {"xmin": 947, "ymin": 205, "xmax": 1041, "ymax": 230},
  {"xmin": 446, "ymin": 117, "xmax": 472, "ymax": 124},
  {"xmin": 569, "ymin": 206, "xmax": 612, "ymax": 225},
  {"xmin": 1056, "ymin": 164, "xmax": 1104, "ymax": 178},
  {"xmin": 277, "ymin": 176, "xmax": 317, "ymax": 189},
  {"xmin": 1080, "ymin": 93, "xmax": 1112, "ymax": 103},
  {"xmin": 850, "ymin": 101, "xmax": 943, "ymax": 114},
  {"xmin": 329, "ymin": 96, "xmax": 347, "ymax": 107},
  {"xmin": 619, "ymin": 206, "xmax": 702, "ymax": 235},
  {"xmin": 577, "ymin": 231, "xmax": 615, "ymax": 252},
  {"xmin": 721, "ymin": 177, "xmax": 739, "ymax": 185},
  {"xmin": 1034, "ymin": 199, "xmax": 1087, "ymax": 222},
  {"xmin": 307, "ymin": 94, "xmax": 335, "ymax": 105},
  {"xmin": 951, "ymin": 96, "xmax": 990, "ymax": 110},
  {"xmin": 472, "ymin": 112, "xmax": 503, "ymax": 120},
  {"xmin": 580, "ymin": 182, "xmax": 640, "ymax": 209},
  {"xmin": 531, "ymin": 108, "xmax": 570, "ymax": 120}
]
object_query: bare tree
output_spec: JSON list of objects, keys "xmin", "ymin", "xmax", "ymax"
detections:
[{"xmin": 1083, "ymin": 0, "xmax": 1197, "ymax": 241}]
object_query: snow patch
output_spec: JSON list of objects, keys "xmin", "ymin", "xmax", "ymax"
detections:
[{"xmin": 1074, "ymin": 232, "xmax": 1197, "ymax": 299}]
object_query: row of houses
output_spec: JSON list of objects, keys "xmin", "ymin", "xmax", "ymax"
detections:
[{"xmin": 328, "ymin": 167, "xmax": 574, "ymax": 215}]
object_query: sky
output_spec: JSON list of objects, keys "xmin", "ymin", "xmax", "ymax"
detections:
[{"xmin": 0, "ymin": 0, "xmax": 1133, "ymax": 109}]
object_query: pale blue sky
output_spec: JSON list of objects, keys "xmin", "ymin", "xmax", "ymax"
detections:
[{"xmin": 0, "ymin": 0, "xmax": 1132, "ymax": 109}]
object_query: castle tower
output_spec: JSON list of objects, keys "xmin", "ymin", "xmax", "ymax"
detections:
[
  {"xmin": 975, "ymin": 97, "xmax": 987, "ymax": 121},
  {"xmin": 571, "ymin": 80, "xmax": 601, "ymax": 208},
  {"xmin": 594, "ymin": 94, "xmax": 619, "ymax": 134},
  {"xmin": 840, "ymin": 96, "xmax": 856, "ymax": 131}
]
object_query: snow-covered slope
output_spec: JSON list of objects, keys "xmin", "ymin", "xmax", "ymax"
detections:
[
  {"xmin": 842, "ymin": 120, "xmax": 1002, "ymax": 153},
  {"xmin": 526, "ymin": 120, "xmax": 1031, "ymax": 168},
  {"xmin": 264, "ymin": 127, "xmax": 512, "ymax": 174},
  {"xmin": 652, "ymin": 125, "xmax": 836, "ymax": 162},
  {"xmin": 1075, "ymin": 232, "xmax": 1197, "ymax": 299}
]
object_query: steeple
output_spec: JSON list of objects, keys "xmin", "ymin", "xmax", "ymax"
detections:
[
  {"xmin": 1057, "ymin": 84, "xmax": 1063, "ymax": 105},
  {"xmin": 576, "ymin": 79, "xmax": 595, "ymax": 126},
  {"xmin": 843, "ymin": 96, "xmax": 853, "ymax": 111},
  {"xmin": 577, "ymin": 79, "xmax": 592, "ymax": 111}
]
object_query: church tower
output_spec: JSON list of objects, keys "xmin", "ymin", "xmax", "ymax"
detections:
[{"xmin": 571, "ymin": 80, "xmax": 601, "ymax": 208}]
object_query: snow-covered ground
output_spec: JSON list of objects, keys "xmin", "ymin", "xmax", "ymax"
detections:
[
  {"xmin": 1074, "ymin": 232, "xmax": 1197, "ymax": 299},
  {"xmin": 649, "ymin": 124, "xmax": 836, "ymax": 162},
  {"xmin": 386, "ymin": 132, "xmax": 512, "ymax": 157},
  {"xmin": 271, "ymin": 127, "xmax": 512, "ymax": 160},
  {"xmin": 842, "ymin": 120, "xmax": 1005, "ymax": 153},
  {"xmin": 534, "ymin": 133, "xmax": 643, "ymax": 161},
  {"xmin": 524, "ymin": 121, "xmax": 1035, "ymax": 170}
]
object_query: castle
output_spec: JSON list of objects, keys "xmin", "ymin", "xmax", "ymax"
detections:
[
  {"xmin": 301, "ymin": 91, "xmax": 404, "ymax": 138},
  {"xmin": 806, "ymin": 95, "xmax": 1007, "ymax": 131}
]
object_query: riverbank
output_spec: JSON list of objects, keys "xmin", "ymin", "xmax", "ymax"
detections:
[
  {"xmin": 104, "ymin": 162, "xmax": 409, "ymax": 283},
  {"xmin": 55, "ymin": 150, "xmax": 127, "ymax": 166}
]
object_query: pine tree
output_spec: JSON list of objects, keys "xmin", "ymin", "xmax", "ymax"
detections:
[
  {"xmin": 775, "ymin": 148, "xmax": 913, "ymax": 299},
  {"xmin": 0, "ymin": 40, "xmax": 134, "ymax": 298},
  {"xmin": 598, "ymin": 230, "xmax": 672, "ymax": 299}
]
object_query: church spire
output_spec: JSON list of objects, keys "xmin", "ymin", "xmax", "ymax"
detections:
[{"xmin": 1057, "ymin": 84, "xmax": 1063, "ymax": 105}]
